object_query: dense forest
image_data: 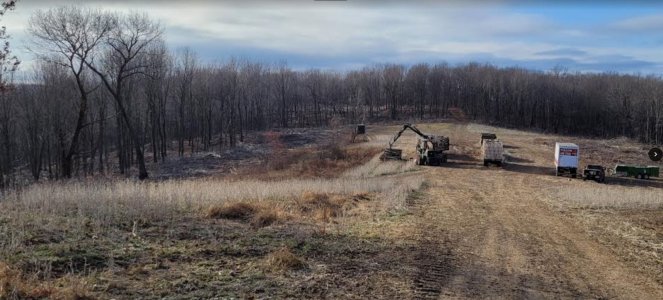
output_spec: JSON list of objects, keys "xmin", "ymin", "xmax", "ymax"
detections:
[{"xmin": 0, "ymin": 6, "xmax": 662, "ymax": 184}]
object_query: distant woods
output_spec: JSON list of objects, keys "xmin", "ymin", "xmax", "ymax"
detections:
[{"xmin": 0, "ymin": 6, "xmax": 662, "ymax": 185}]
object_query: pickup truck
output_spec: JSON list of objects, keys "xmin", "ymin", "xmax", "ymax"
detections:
[{"xmin": 583, "ymin": 165, "xmax": 606, "ymax": 183}]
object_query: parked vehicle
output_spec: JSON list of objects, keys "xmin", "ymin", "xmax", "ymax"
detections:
[
  {"xmin": 614, "ymin": 164, "xmax": 660, "ymax": 179},
  {"xmin": 555, "ymin": 143, "xmax": 579, "ymax": 178},
  {"xmin": 582, "ymin": 165, "xmax": 606, "ymax": 183},
  {"xmin": 482, "ymin": 139, "xmax": 504, "ymax": 167}
]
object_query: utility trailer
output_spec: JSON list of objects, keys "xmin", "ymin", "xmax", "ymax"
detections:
[
  {"xmin": 555, "ymin": 143, "xmax": 579, "ymax": 178},
  {"xmin": 482, "ymin": 139, "xmax": 504, "ymax": 167},
  {"xmin": 614, "ymin": 164, "xmax": 660, "ymax": 179}
]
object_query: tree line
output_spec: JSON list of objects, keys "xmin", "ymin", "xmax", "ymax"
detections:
[{"xmin": 1, "ymin": 5, "xmax": 662, "ymax": 185}]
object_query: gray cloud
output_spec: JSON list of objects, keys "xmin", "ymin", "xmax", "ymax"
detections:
[
  {"xmin": 6, "ymin": 0, "xmax": 663, "ymax": 75},
  {"xmin": 535, "ymin": 48, "xmax": 587, "ymax": 57}
]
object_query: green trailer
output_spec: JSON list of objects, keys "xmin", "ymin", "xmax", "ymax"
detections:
[{"xmin": 614, "ymin": 164, "xmax": 660, "ymax": 179}]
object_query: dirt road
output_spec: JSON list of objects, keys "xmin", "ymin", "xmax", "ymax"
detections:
[{"xmin": 383, "ymin": 123, "xmax": 663, "ymax": 299}]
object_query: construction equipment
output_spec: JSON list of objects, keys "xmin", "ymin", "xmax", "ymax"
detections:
[
  {"xmin": 583, "ymin": 165, "xmax": 606, "ymax": 183},
  {"xmin": 482, "ymin": 139, "xmax": 504, "ymax": 167},
  {"xmin": 380, "ymin": 124, "xmax": 449, "ymax": 166}
]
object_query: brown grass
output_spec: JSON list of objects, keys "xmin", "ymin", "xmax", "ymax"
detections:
[
  {"xmin": 250, "ymin": 209, "xmax": 284, "ymax": 228},
  {"xmin": 0, "ymin": 262, "xmax": 92, "ymax": 300},
  {"xmin": 0, "ymin": 262, "xmax": 38, "ymax": 299},
  {"xmin": 205, "ymin": 191, "xmax": 377, "ymax": 226},
  {"xmin": 261, "ymin": 145, "xmax": 381, "ymax": 179},
  {"xmin": 206, "ymin": 202, "xmax": 258, "ymax": 220},
  {"xmin": 206, "ymin": 202, "xmax": 287, "ymax": 228},
  {"xmin": 297, "ymin": 192, "xmax": 366, "ymax": 223},
  {"xmin": 557, "ymin": 186, "xmax": 663, "ymax": 209},
  {"xmin": 262, "ymin": 247, "xmax": 307, "ymax": 272}
]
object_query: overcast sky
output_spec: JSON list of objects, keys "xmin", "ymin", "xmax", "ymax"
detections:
[{"xmin": 4, "ymin": 0, "xmax": 663, "ymax": 74}]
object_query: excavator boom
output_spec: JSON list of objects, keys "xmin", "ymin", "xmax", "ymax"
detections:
[{"xmin": 388, "ymin": 124, "xmax": 428, "ymax": 148}]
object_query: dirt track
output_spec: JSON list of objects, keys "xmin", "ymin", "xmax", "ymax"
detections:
[
  {"xmin": 373, "ymin": 123, "xmax": 663, "ymax": 299},
  {"xmin": 405, "ymin": 167, "xmax": 661, "ymax": 299}
]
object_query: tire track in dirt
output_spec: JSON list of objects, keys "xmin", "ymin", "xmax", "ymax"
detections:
[{"xmin": 405, "ymin": 186, "xmax": 455, "ymax": 299}]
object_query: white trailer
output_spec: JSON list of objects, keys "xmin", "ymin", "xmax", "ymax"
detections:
[
  {"xmin": 555, "ymin": 142, "xmax": 579, "ymax": 177},
  {"xmin": 482, "ymin": 139, "xmax": 504, "ymax": 167}
]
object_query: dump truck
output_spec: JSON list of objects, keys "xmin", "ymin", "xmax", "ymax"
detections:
[
  {"xmin": 380, "ymin": 124, "xmax": 449, "ymax": 166},
  {"xmin": 555, "ymin": 143, "xmax": 579, "ymax": 178},
  {"xmin": 614, "ymin": 164, "xmax": 660, "ymax": 179},
  {"xmin": 583, "ymin": 165, "xmax": 606, "ymax": 183},
  {"xmin": 482, "ymin": 139, "xmax": 504, "ymax": 167}
]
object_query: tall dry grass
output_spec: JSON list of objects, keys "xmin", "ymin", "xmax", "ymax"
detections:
[
  {"xmin": 342, "ymin": 156, "xmax": 418, "ymax": 178},
  {"xmin": 0, "ymin": 176, "xmax": 422, "ymax": 228},
  {"xmin": 556, "ymin": 186, "xmax": 663, "ymax": 209}
]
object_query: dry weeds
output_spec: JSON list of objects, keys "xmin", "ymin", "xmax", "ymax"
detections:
[
  {"xmin": 1, "ymin": 175, "xmax": 421, "ymax": 226},
  {"xmin": 342, "ymin": 156, "xmax": 418, "ymax": 178},
  {"xmin": 206, "ymin": 202, "xmax": 287, "ymax": 228},
  {"xmin": 0, "ymin": 262, "xmax": 92, "ymax": 300},
  {"xmin": 557, "ymin": 186, "xmax": 663, "ymax": 209},
  {"xmin": 207, "ymin": 202, "xmax": 259, "ymax": 220},
  {"xmin": 262, "ymin": 247, "xmax": 307, "ymax": 273}
]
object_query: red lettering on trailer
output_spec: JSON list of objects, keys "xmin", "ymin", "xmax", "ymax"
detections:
[{"xmin": 559, "ymin": 148, "xmax": 577, "ymax": 156}]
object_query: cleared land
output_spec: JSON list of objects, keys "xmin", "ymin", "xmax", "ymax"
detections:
[{"xmin": 1, "ymin": 122, "xmax": 662, "ymax": 299}]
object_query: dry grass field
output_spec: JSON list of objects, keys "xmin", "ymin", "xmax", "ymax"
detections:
[{"xmin": 0, "ymin": 122, "xmax": 662, "ymax": 299}]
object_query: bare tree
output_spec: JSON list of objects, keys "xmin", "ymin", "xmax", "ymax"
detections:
[
  {"xmin": 383, "ymin": 64, "xmax": 404, "ymax": 120},
  {"xmin": 85, "ymin": 12, "xmax": 163, "ymax": 180},
  {"xmin": 274, "ymin": 62, "xmax": 294, "ymax": 128},
  {"xmin": 28, "ymin": 6, "xmax": 113, "ymax": 178},
  {"xmin": 173, "ymin": 47, "xmax": 197, "ymax": 156}
]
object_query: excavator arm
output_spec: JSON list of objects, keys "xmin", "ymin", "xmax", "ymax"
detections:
[{"xmin": 388, "ymin": 124, "xmax": 429, "ymax": 148}]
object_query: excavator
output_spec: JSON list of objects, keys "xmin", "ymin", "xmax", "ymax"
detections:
[{"xmin": 380, "ymin": 124, "xmax": 450, "ymax": 166}]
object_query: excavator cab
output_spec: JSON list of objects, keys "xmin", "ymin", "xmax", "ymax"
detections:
[{"xmin": 416, "ymin": 137, "xmax": 448, "ymax": 165}]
